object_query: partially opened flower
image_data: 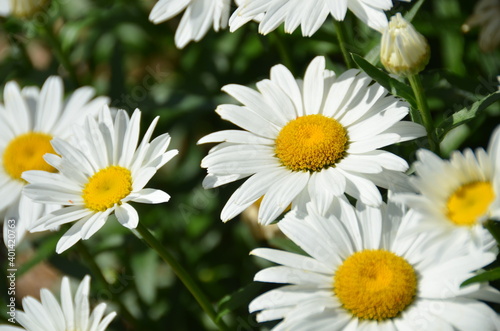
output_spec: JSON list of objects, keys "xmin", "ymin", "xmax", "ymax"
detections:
[
  {"xmin": 395, "ymin": 125, "xmax": 500, "ymax": 250},
  {"xmin": 199, "ymin": 56, "xmax": 425, "ymax": 225},
  {"xmin": 230, "ymin": 0, "xmax": 411, "ymax": 35},
  {"xmin": 0, "ymin": 76, "xmax": 108, "ymax": 246},
  {"xmin": 149, "ymin": 0, "xmax": 233, "ymax": 49},
  {"xmin": 0, "ymin": 0, "xmax": 48, "ymax": 17},
  {"xmin": 23, "ymin": 106, "xmax": 178, "ymax": 253},
  {"xmin": 249, "ymin": 200, "xmax": 500, "ymax": 330},
  {"xmin": 380, "ymin": 13, "xmax": 430, "ymax": 77},
  {"xmin": 0, "ymin": 275, "xmax": 116, "ymax": 331}
]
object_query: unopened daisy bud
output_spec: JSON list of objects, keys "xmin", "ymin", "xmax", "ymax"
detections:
[
  {"xmin": 380, "ymin": 13, "xmax": 430, "ymax": 77},
  {"xmin": 0, "ymin": 0, "xmax": 49, "ymax": 18}
]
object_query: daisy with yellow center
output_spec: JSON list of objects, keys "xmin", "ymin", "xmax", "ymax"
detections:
[
  {"xmin": 23, "ymin": 106, "xmax": 178, "ymax": 253},
  {"xmin": 396, "ymin": 125, "xmax": 500, "ymax": 250},
  {"xmin": 199, "ymin": 56, "xmax": 425, "ymax": 225},
  {"xmin": 0, "ymin": 76, "xmax": 109, "ymax": 246},
  {"xmin": 249, "ymin": 200, "xmax": 500, "ymax": 330},
  {"xmin": 1, "ymin": 275, "xmax": 116, "ymax": 331}
]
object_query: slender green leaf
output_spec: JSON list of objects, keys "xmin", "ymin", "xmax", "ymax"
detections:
[
  {"xmin": 461, "ymin": 268, "xmax": 500, "ymax": 287},
  {"xmin": 405, "ymin": 0, "xmax": 427, "ymax": 22},
  {"xmin": 352, "ymin": 54, "xmax": 417, "ymax": 108},
  {"xmin": 216, "ymin": 282, "xmax": 264, "ymax": 321},
  {"xmin": 437, "ymin": 91, "xmax": 500, "ymax": 139}
]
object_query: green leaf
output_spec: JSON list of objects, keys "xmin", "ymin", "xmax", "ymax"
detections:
[
  {"xmin": 352, "ymin": 54, "xmax": 417, "ymax": 108},
  {"xmin": 437, "ymin": 91, "xmax": 500, "ymax": 139},
  {"xmin": 216, "ymin": 282, "xmax": 264, "ymax": 321},
  {"xmin": 461, "ymin": 268, "xmax": 500, "ymax": 287},
  {"xmin": 405, "ymin": 0, "xmax": 427, "ymax": 22}
]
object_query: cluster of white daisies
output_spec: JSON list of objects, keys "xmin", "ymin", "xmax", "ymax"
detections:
[{"xmin": 0, "ymin": 0, "xmax": 499, "ymax": 331}]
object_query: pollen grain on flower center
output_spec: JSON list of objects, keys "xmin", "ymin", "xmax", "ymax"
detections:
[
  {"xmin": 82, "ymin": 166, "xmax": 133, "ymax": 212},
  {"xmin": 274, "ymin": 114, "xmax": 348, "ymax": 172},
  {"xmin": 334, "ymin": 249, "xmax": 417, "ymax": 321},
  {"xmin": 446, "ymin": 181, "xmax": 495, "ymax": 226},
  {"xmin": 2, "ymin": 132, "xmax": 57, "ymax": 181}
]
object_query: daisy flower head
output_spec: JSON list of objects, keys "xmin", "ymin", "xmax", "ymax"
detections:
[
  {"xmin": 23, "ymin": 105, "xmax": 178, "ymax": 253},
  {"xmin": 0, "ymin": 76, "xmax": 108, "ymax": 246},
  {"xmin": 249, "ymin": 199, "xmax": 500, "ymax": 330},
  {"xmin": 229, "ymin": 0, "xmax": 411, "ymax": 36},
  {"xmin": 0, "ymin": 275, "xmax": 116, "ymax": 331},
  {"xmin": 395, "ymin": 125, "xmax": 500, "ymax": 250},
  {"xmin": 199, "ymin": 56, "xmax": 425, "ymax": 225},
  {"xmin": 0, "ymin": 0, "xmax": 48, "ymax": 18},
  {"xmin": 149, "ymin": 0, "xmax": 233, "ymax": 49}
]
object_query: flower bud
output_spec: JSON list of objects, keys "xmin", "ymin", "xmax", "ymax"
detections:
[{"xmin": 380, "ymin": 13, "xmax": 430, "ymax": 77}]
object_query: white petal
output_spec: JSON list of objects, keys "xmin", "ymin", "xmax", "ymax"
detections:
[
  {"xmin": 126, "ymin": 188, "xmax": 170, "ymax": 204},
  {"xmin": 115, "ymin": 203, "xmax": 139, "ymax": 229}
]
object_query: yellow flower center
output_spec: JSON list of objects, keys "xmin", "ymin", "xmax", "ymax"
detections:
[
  {"xmin": 446, "ymin": 181, "xmax": 495, "ymax": 226},
  {"xmin": 334, "ymin": 249, "xmax": 417, "ymax": 321},
  {"xmin": 275, "ymin": 114, "xmax": 348, "ymax": 172},
  {"xmin": 82, "ymin": 166, "xmax": 133, "ymax": 212},
  {"xmin": 2, "ymin": 132, "xmax": 57, "ymax": 181}
]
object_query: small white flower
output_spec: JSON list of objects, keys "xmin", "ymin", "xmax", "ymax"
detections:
[
  {"xmin": 0, "ymin": 275, "xmax": 116, "ymax": 331},
  {"xmin": 249, "ymin": 200, "xmax": 500, "ymax": 330},
  {"xmin": 395, "ymin": 125, "xmax": 500, "ymax": 250},
  {"xmin": 380, "ymin": 13, "xmax": 430, "ymax": 77},
  {"xmin": 23, "ymin": 106, "xmax": 178, "ymax": 253},
  {"xmin": 230, "ymin": 0, "xmax": 411, "ymax": 36},
  {"xmin": 0, "ymin": 0, "xmax": 48, "ymax": 17},
  {"xmin": 199, "ymin": 56, "xmax": 425, "ymax": 225},
  {"xmin": 149, "ymin": 0, "xmax": 233, "ymax": 49},
  {"xmin": 0, "ymin": 76, "xmax": 108, "ymax": 246}
]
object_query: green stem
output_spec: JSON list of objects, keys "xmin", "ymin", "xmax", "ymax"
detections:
[
  {"xmin": 38, "ymin": 20, "xmax": 80, "ymax": 86},
  {"xmin": 135, "ymin": 222, "xmax": 229, "ymax": 331},
  {"xmin": 484, "ymin": 220, "xmax": 500, "ymax": 245},
  {"xmin": 333, "ymin": 20, "xmax": 355, "ymax": 69},
  {"xmin": 408, "ymin": 74, "xmax": 440, "ymax": 154},
  {"xmin": 76, "ymin": 242, "xmax": 139, "ymax": 330}
]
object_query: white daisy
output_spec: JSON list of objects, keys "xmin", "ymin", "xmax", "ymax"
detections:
[
  {"xmin": 149, "ymin": 0, "xmax": 233, "ymax": 49},
  {"xmin": 22, "ymin": 105, "xmax": 178, "ymax": 253},
  {"xmin": 0, "ymin": 76, "xmax": 108, "ymax": 246},
  {"xmin": 395, "ymin": 125, "xmax": 500, "ymax": 249},
  {"xmin": 0, "ymin": 275, "xmax": 116, "ymax": 331},
  {"xmin": 249, "ymin": 199, "xmax": 500, "ymax": 330},
  {"xmin": 199, "ymin": 56, "xmax": 425, "ymax": 225},
  {"xmin": 229, "ymin": 0, "xmax": 411, "ymax": 36}
]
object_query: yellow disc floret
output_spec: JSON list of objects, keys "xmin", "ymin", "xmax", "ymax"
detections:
[
  {"xmin": 82, "ymin": 166, "xmax": 133, "ymax": 212},
  {"xmin": 334, "ymin": 249, "xmax": 417, "ymax": 321},
  {"xmin": 446, "ymin": 181, "xmax": 495, "ymax": 226},
  {"xmin": 3, "ymin": 132, "xmax": 57, "ymax": 181},
  {"xmin": 275, "ymin": 114, "xmax": 348, "ymax": 172}
]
